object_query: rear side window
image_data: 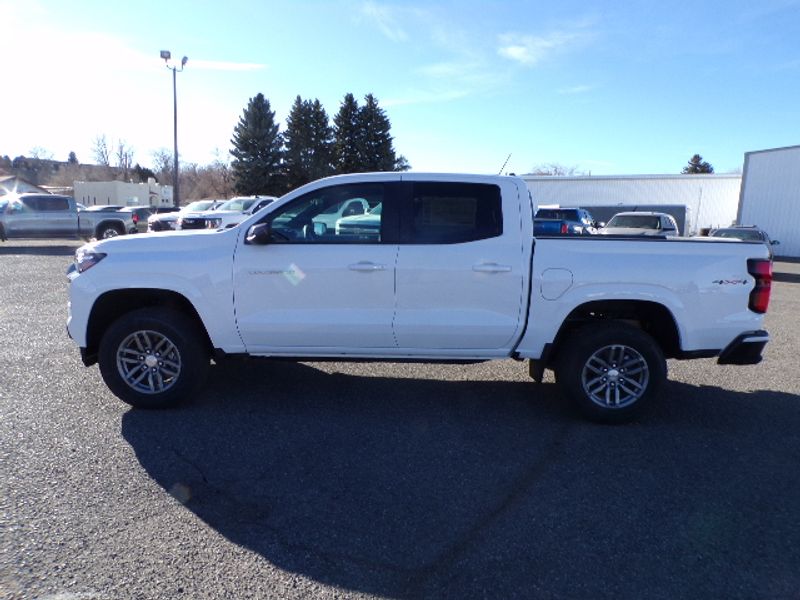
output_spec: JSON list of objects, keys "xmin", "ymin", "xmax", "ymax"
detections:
[
  {"xmin": 38, "ymin": 196, "xmax": 70, "ymax": 211},
  {"xmin": 404, "ymin": 182, "xmax": 502, "ymax": 244}
]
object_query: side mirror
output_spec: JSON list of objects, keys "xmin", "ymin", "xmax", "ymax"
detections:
[
  {"xmin": 245, "ymin": 223, "xmax": 271, "ymax": 245},
  {"xmin": 597, "ymin": 222, "xmax": 606, "ymax": 228},
  {"xmin": 772, "ymin": 240, "xmax": 780, "ymax": 246}
]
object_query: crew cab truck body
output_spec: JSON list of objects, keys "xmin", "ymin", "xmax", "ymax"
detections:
[
  {"xmin": 66, "ymin": 173, "xmax": 772, "ymax": 423},
  {"xmin": 1, "ymin": 193, "xmax": 135, "ymax": 241}
]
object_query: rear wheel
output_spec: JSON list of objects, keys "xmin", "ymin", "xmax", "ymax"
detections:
[
  {"xmin": 98, "ymin": 308, "xmax": 209, "ymax": 408},
  {"xmin": 97, "ymin": 223, "xmax": 123, "ymax": 239},
  {"xmin": 555, "ymin": 322, "xmax": 666, "ymax": 423}
]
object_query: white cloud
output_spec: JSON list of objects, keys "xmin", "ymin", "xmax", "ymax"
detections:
[
  {"xmin": 360, "ymin": 1, "xmax": 408, "ymax": 42},
  {"xmin": 497, "ymin": 24, "xmax": 594, "ymax": 66}
]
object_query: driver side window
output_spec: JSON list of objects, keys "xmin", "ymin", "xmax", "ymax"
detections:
[{"xmin": 268, "ymin": 183, "xmax": 384, "ymax": 243}]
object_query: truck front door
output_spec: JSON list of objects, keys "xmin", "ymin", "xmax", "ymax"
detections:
[
  {"xmin": 233, "ymin": 182, "xmax": 398, "ymax": 352},
  {"xmin": 4, "ymin": 197, "xmax": 42, "ymax": 237}
]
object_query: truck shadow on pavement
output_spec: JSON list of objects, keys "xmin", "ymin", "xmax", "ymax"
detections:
[{"xmin": 121, "ymin": 359, "xmax": 800, "ymax": 599}]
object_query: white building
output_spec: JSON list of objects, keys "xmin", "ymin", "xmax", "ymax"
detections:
[
  {"xmin": 73, "ymin": 179, "xmax": 174, "ymax": 208},
  {"xmin": 523, "ymin": 173, "xmax": 742, "ymax": 236},
  {"xmin": 738, "ymin": 145, "xmax": 800, "ymax": 258}
]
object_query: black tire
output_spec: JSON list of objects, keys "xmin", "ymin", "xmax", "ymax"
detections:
[
  {"xmin": 98, "ymin": 308, "xmax": 209, "ymax": 409},
  {"xmin": 555, "ymin": 322, "xmax": 666, "ymax": 423},
  {"xmin": 0, "ymin": 224, "xmax": 6, "ymax": 242},
  {"xmin": 97, "ymin": 223, "xmax": 123, "ymax": 239}
]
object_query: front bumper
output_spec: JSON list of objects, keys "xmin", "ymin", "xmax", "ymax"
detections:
[{"xmin": 717, "ymin": 330, "xmax": 769, "ymax": 365}]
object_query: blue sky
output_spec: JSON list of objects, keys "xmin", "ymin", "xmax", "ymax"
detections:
[{"xmin": 3, "ymin": 0, "xmax": 799, "ymax": 175}]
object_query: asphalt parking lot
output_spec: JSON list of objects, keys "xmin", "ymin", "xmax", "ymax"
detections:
[{"xmin": 2, "ymin": 240, "xmax": 799, "ymax": 600}]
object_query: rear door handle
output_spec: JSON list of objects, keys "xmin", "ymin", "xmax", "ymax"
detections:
[
  {"xmin": 349, "ymin": 262, "xmax": 386, "ymax": 272},
  {"xmin": 473, "ymin": 263, "xmax": 512, "ymax": 273}
]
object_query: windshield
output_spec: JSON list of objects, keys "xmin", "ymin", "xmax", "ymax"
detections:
[
  {"xmin": 182, "ymin": 200, "xmax": 216, "ymax": 213},
  {"xmin": 712, "ymin": 229, "xmax": 762, "ymax": 241},
  {"xmin": 607, "ymin": 215, "xmax": 660, "ymax": 229},
  {"xmin": 216, "ymin": 198, "xmax": 255, "ymax": 212}
]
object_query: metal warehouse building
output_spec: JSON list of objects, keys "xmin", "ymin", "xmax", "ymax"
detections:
[
  {"xmin": 523, "ymin": 173, "xmax": 742, "ymax": 236},
  {"xmin": 739, "ymin": 145, "xmax": 800, "ymax": 258}
]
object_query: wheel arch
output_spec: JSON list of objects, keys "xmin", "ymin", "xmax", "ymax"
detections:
[
  {"xmin": 545, "ymin": 299, "xmax": 681, "ymax": 367},
  {"xmin": 83, "ymin": 289, "xmax": 213, "ymax": 365}
]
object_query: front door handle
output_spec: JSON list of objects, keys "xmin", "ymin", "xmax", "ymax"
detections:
[
  {"xmin": 473, "ymin": 263, "xmax": 512, "ymax": 273},
  {"xmin": 349, "ymin": 262, "xmax": 386, "ymax": 272}
]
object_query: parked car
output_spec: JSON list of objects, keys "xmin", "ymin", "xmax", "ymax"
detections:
[
  {"xmin": 176, "ymin": 200, "xmax": 228, "ymax": 230},
  {"xmin": 148, "ymin": 200, "xmax": 222, "ymax": 232},
  {"xmin": 119, "ymin": 206, "xmax": 154, "ymax": 234},
  {"xmin": 534, "ymin": 207, "xmax": 599, "ymax": 236},
  {"xmin": 67, "ymin": 173, "xmax": 772, "ymax": 423},
  {"xmin": 335, "ymin": 202, "xmax": 382, "ymax": 240},
  {"xmin": 203, "ymin": 196, "xmax": 277, "ymax": 230},
  {"xmin": 312, "ymin": 197, "xmax": 370, "ymax": 234},
  {"xmin": 0, "ymin": 194, "xmax": 135, "ymax": 241},
  {"xmin": 599, "ymin": 212, "xmax": 680, "ymax": 237},
  {"xmin": 709, "ymin": 226, "xmax": 780, "ymax": 260}
]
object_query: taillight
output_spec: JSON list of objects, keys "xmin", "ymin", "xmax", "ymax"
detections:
[
  {"xmin": 747, "ymin": 259, "xmax": 772, "ymax": 314},
  {"xmin": 132, "ymin": 213, "xmax": 139, "ymax": 223},
  {"xmin": 560, "ymin": 223, "xmax": 568, "ymax": 234}
]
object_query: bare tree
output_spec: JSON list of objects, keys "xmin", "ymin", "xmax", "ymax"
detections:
[
  {"xmin": 115, "ymin": 139, "xmax": 134, "ymax": 181},
  {"xmin": 529, "ymin": 163, "xmax": 588, "ymax": 176},
  {"xmin": 29, "ymin": 146, "xmax": 54, "ymax": 160},
  {"xmin": 151, "ymin": 148, "xmax": 173, "ymax": 185},
  {"xmin": 179, "ymin": 160, "xmax": 236, "ymax": 200},
  {"xmin": 92, "ymin": 135, "xmax": 110, "ymax": 166}
]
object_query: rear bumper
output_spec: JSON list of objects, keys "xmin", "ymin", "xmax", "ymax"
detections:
[{"xmin": 717, "ymin": 330, "xmax": 769, "ymax": 365}]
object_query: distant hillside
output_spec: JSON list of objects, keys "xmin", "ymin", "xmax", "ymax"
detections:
[{"xmin": 0, "ymin": 155, "xmax": 140, "ymax": 188}]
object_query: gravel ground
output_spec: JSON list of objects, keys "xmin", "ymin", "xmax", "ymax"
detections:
[{"xmin": 1, "ymin": 240, "xmax": 799, "ymax": 600}]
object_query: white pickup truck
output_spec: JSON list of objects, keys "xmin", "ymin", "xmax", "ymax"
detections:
[{"xmin": 66, "ymin": 173, "xmax": 772, "ymax": 422}]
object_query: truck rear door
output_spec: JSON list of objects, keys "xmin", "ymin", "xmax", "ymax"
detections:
[
  {"xmin": 393, "ymin": 178, "xmax": 528, "ymax": 351},
  {"xmin": 37, "ymin": 195, "xmax": 77, "ymax": 236}
]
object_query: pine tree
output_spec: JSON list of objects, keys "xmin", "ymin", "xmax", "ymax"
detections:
[
  {"xmin": 333, "ymin": 93, "xmax": 362, "ymax": 174},
  {"xmin": 230, "ymin": 93, "xmax": 284, "ymax": 195},
  {"xmin": 357, "ymin": 94, "xmax": 397, "ymax": 172},
  {"xmin": 284, "ymin": 96, "xmax": 334, "ymax": 190},
  {"xmin": 67, "ymin": 151, "xmax": 79, "ymax": 165},
  {"xmin": 682, "ymin": 154, "xmax": 714, "ymax": 174}
]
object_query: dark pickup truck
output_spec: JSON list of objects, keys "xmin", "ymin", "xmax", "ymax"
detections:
[
  {"xmin": 533, "ymin": 207, "xmax": 599, "ymax": 236},
  {"xmin": 0, "ymin": 193, "xmax": 135, "ymax": 241}
]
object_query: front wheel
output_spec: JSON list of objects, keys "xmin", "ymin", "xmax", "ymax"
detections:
[
  {"xmin": 98, "ymin": 308, "xmax": 209, "ymax": 408},
  {"xmin": 555, "ymin": 322, "xmax": 666, "ymax": 423}
]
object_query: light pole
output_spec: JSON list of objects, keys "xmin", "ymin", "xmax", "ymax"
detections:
[{"xmin": 160, "ymin": 50, "xmax": 187, "ymax": 207}]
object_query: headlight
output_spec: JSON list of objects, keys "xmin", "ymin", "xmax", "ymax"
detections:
[
  {"xmin": 206, "ymin": 218, "xmax": 222, "ymax": 229},
  {"xmin": 74, "ymin": 248, "xmax": 107, "ymax": 273}
]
